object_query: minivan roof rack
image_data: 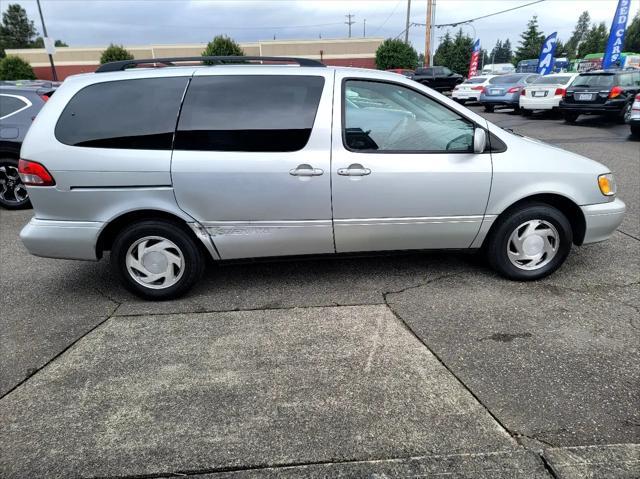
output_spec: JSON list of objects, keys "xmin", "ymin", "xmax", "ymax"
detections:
[{"xmin": 96, "ymin": 56, "xmax": 326, "ymax": 73}]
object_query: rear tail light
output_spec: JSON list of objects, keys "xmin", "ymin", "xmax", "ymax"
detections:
[
  {"xmin": 521, "ymin": 89, "xmax": 526, "ymax": 96},
  {"xmin": 18, "ymin": 159, "xmax": 55, "ymax": 186},
  {"xmin": 483, "ymin": 87, "xmax": 490, "ymax": 94},
  {"xmin": 39, "ymin": 94, "xmax": 49, "ymax": 102},
  {"xmin": 635, "ymin": 93, "xmax": 640, "ymax": 101},
  {"xmin": 507, "ymin": 86, "xmax": 521, "ymax": 93},
  {"xmin": 555, "ymin": 88, "xmax": 566, "ymax": 96},
  {"xmin": 471, "ymin": 85, "xmax": 484, "ymax": 91},
  {"xmin": 609, "ymin": 86, "xmax": 622, "ymax": 99}
]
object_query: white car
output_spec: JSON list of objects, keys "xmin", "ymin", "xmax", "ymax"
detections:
[
  {"xmin": 520, "ymin": 73, "xmax": 579, "ymax": 115},
  {"xmin": 481, "ymin": 63, "xmax": 515, "ymax": 76},
  {"xmin": 452, "ymin": 76, "xmax": 494, "ymax": 104}
]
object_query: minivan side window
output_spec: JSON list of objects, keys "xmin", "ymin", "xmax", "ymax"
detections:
[
  {"xmin": 175, "ymin": 75, "xmax": 325, "ymax": 152},
  {"xmin": 343, "ymin": 80, "xmax": 474, "ymax": 153},
  {"xmin": 55, "ymin": 77, "xmax": 189, "ymax": 150}
]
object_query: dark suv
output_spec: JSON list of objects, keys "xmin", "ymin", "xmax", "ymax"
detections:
[
  {"xmin": 559, "ymin": 70, "xmax": 640, "ymax": 124},
  {"xmin": 412, "ymin": 66, "xmax": 463, "ymax": 92},
  {"xmin": 0, "ymin": 81, "xmax": 57, "ymax": 209}
]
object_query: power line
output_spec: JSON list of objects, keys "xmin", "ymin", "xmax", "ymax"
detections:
[
  {"xmin": 372, "ymin": 0, "xmax": 403, "ymax": 34},
  {"xmin": 412, "ymin": 0, "xmax": 545, "ymax": 28}
]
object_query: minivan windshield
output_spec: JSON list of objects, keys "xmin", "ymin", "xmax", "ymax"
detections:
[
  {"xmin": 571, "ymin": 74, "xmax": 615, "ymax": 88},
  {"xmin": 489, "ymin": 75, "xmax": 524, "ymax": 84},
  {"xmin": 533, "ymin": 75, "xmax": 573, "ymax": 85}
]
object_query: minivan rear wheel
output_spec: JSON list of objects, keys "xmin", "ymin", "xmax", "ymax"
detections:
[
  {"xmin": 111, "ymin": 220, "xmax": 204, "ymax": 300},
  {"xmin": 486, "ymin": 203, "xmax": 572, "ymax": 281}
]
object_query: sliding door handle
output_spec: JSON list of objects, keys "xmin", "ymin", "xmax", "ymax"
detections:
[{"xmin": 289, "ymin": 164, "xmax": 324, "ymax": 177}]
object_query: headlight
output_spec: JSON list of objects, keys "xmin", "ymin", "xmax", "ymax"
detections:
[{"xmin": 598, "ymin": 173, "xmax": 616, "ymax": 196}]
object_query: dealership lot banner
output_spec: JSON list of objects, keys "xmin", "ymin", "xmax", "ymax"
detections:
[
  {"xmin": 537, "ymin": 32, "xmax": 557, "ymax": 75},
  {"xmin": 468, "ymin": 39, "xmax": 480, "ymax": 78},
  {"xmin": 603, "ymin": 0, "xmax": 631, "ymax": 69}
]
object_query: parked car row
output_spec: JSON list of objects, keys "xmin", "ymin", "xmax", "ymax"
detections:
[{"xmin": 451, "ymin": 69, "xmax": 640, "ymax": 138}]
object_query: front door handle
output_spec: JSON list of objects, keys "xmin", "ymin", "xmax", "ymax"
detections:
[
  {"xmin": 337, "ymin": 163, "xmax": 371, "ymax": 176},
  {"xmin": 289, "ymin": 164, "xmax": 324, "ymax": 177}
]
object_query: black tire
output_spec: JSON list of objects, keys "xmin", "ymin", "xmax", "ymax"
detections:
[
  {"xmin": 512, "ymin": 104, "xmax": 521, "ymax": 113},
  {"xmin": 564, "ymin": 112, "xmax": 579, "ymax": 124},
  {"xmin": 111, "ymin": 220, "xmax": 205, "ymax": 300},
  {"xmin": 0, "ymin": 157, "xmax": 31, "ymax": 210},
  {"xmin": 484, "ymin": 104, "xmax": 495, "ymax": 113},
  {"xmin": 485, "ymin": 203, "xmax": 573, "ymax": 281},
  {"xmin": 631, "ymin": 125, "xmax": 640, "ymax": 138},
  {"xmin": 457, "ymin": 99, "xmax": 467, "ymax": 105},
  {"xmin": 619, "ymin": 102, "xmax": 632, "ymax": 124},
  {"xmin": 521, "ymin": 108, "xmax": 533, "ymax": 117}
]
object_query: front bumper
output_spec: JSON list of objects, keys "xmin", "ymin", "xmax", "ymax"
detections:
[
  {"xmin": 580, "ymin": 198, "xmax": 626, "ymax": 244},
  {"xmin": 20, "ymin": 218, "xmax": 103, "ymax": 260}
]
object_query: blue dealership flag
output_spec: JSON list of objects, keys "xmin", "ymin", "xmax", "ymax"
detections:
[
  {"xmin": 603, "ymin": 0, "xmax": 631, "ymax": 69},
  {"xmin": 537, "ymin": 32, "xmax": 558, "ymax": 75}
]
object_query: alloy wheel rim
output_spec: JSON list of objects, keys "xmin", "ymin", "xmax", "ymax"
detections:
[
  {"xmin": 0, "ymin": 165, "xmax": 29, "ymax": 205},
  {"xmin": 507, "ymin": 219, "xmax": 560, "ymax": 271},
  {"xmin": 125, "ymin": 236, "xmax": 184, "ymax": 289},
  {"xmin": 624, "ymin": 104, "xmax": 632, "ymax": 122}
]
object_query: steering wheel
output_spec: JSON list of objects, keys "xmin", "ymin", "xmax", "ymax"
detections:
[{"xmin": 446, "ymin": 134, "xmax": 470, "ymax": 151}]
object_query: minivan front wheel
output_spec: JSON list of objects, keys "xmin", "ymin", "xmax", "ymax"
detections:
[
  {"xmin": 486, "ymin": 204, "xmax": 572, "ymax": 280},
  {"xmin": 111, "ymin": 220, "xmax": 204, "ymax": 300}
]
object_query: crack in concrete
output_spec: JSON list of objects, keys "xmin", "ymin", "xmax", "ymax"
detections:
[
  {"xmin": 616, "ymin": 229, "xmax": 640, "ymax": 242},
  {"xmin": 0, "ymin": 295, "xmax": 121, "ymax": 402}
]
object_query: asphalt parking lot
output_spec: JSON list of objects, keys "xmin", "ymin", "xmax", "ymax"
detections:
[{"xmin": 1, "ymin": 105, "xmax": 638, "ymax": 478}]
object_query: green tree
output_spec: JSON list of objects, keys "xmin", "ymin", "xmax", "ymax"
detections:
[
  {"xmin": 565, "ymin": 11, "xmax": 591, "ymax": 59},
  {"xmin": 433, "ymin": 32, "xmax": 453, "ymax": 67},
  {"xmin": 202, "ymin": 35, "xmax": 244, "ymax": 62},
  {"xmin": 578, "ymin": 22, "xmax": 607, "ymax": 58},
  {"xmin": 32, "ymin": 37, "xmax": 68, "ymax": 48},
  {"xmin": 0, "ymin": 55, "xmax": 36, "ymax": 80},
  {"xmin": 625, "ymin": 11, "xmax": 640, "ymax": 53},
  {"xmin": 555, "ymin": 38, "xmax": 566, "ymax": 57},
  {"xmin": 54, "ymin": 39, "xmax": 68, "ymax": 47},
  {"xmin": 0, "ymin": 4, "xmax": 36, "ymax": 50},
  {"xmin": 100, "ymin": 44, "xmax": 134, "ymax": 64},
  {"xmin": 448, "ymin": 28, "xmax": 474, "ymax": 74},
  {"xmin": 375, "ymin": 38, "xmax": 418, "ymax": 69},
  {"xmin": 515, "ymin": 16, "xmax": 545, "ymax": 64},
  {"xmin": 489, "ymin": 38, "xmax": 513, "ymax": 63}
]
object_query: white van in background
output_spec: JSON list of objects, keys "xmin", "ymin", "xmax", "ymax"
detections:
[{"xmin": 481, "ymin": 63, "xmax": 516, "ymax": 75}]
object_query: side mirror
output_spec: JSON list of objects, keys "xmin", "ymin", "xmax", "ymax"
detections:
[{"xmin": 473, "ymin": 128, "xmax": 487, "ymax": 153}]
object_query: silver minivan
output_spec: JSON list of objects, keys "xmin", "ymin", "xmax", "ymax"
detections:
[{"xmin": 18, "ymin": 57, "xmax": 625, "ymax": 299}]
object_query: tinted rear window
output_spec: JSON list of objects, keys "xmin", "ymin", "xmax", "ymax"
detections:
[
  {"xmin": 55, "ymin": 77, "xmax": 188, "ymax": 149},
  {"xmin": 533, "ymin": 75, "xmax": 573, "ymax": 85},
  {"xmin": 0, "ymin": 95, "xmax": 27, "ymax": 118},
  {"xmin": 464, "ymin": 77, "xmax": 487, "ymax": 84},
  {"xmin": 572, "ymin": 74, "xmax": 615, "ymax": 88},
  {"xmin": 175, "ymin": 75, "xmax": 324, "ymax": 152},
  {"xmin": 489, "ymin": 75, "xmax": 525, "ymax": 84}
]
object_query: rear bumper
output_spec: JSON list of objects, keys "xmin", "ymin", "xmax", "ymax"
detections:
[
  {"xmin": 20, "ymin": 218, "xmax": 103, "ymax": 260},
  {"xmin": 479, "ymin": 93, "xmax": 519, "ymax": 106},
  {"xmin": 580, "ymin": 199, "xmax": 626, "ymax": 245},
  {"xmin": 519, "ymin": 95, "xmax": 560, "ymax": 110},
  {"xmin": 559, "ymin": 100, "xmax": 625, "ymax": 114},
  {"xmin": 452, "ymin": 91, "xmax": 480, "ymax": 101}
]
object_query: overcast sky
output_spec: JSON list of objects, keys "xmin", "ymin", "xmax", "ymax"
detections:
[{"xmin": 9, "ymin": 0, "xmax": 640, "ymax": 54}]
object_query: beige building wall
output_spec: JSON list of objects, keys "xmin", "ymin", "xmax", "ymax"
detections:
[{"xmin": 6, "ymin": 38, "xmax": 383, "ymax": 68}]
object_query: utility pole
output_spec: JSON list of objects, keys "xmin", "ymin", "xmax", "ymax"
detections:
[
  {"xmin": 345, "ymin": 13, "xmax": 355, "ymax": 38},
  {"xmin": 363, "ymin": 19, "xmax": 366, "ymax": 38},
  {"xmin": 404, "ymin": 0, "xmax": 412, "ymax": 44},
  {"xmin": 36, "ymin": 0, "xmax": 57, "ymax": 81},
  {"xmin": 424, "ymin": 0, "xmax": 432, "ymax": 67}
]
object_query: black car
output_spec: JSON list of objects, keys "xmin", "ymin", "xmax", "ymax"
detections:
[
  {"xmin": 559, "ymin": 70, "xmax": 640, "ymax": 124},
  {"xmin": 412, "ymin": 66, "xmax": 464, "ymax": 92}
]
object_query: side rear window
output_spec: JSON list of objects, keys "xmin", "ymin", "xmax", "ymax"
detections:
[
  {"xmin": 55, "ymin": 77, "xmax": 189, "ymax": 150},
  {"xmin": 0, "ymin": 95, "xmax": 28, "ymax": 119},
  {"xmin": 175, "ymin": 75, "xmax": 325, "ymax": 152}
]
